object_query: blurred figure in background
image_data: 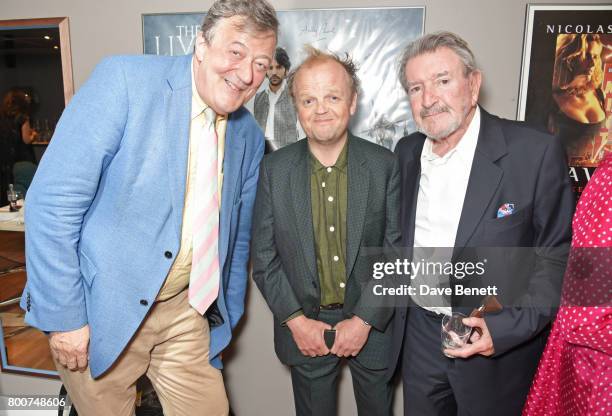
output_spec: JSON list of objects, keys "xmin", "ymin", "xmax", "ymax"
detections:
[
  {"xmin": 0, "ymin": 88, "xmax": 38, "ymax": 204},
  {"xmin": 254, "ymin": 46, "xmax": 301, "ymax": 152}
]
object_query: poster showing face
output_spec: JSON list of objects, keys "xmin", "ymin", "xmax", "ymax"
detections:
[
  {"xmin": 517, "ymin": 5, "xmax": 612, "ymax": 197},
  {"xmin": 142, "ymin": 8, "xmax": 425, "ymax": 151}
]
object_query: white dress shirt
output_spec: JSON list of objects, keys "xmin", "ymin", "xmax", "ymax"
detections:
[{"xmin": 412, "ymin": 107, "xmax": 481, "ymax": 315}]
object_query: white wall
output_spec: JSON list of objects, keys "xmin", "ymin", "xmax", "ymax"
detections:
[{"xmin": 1, "ymin": 0, "xmax": 607, "ymax": 415}]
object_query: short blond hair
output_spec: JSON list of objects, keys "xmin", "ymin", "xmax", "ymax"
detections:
[{"xmin": 287, "ymin": 45, "xmax": 360, "ymax": 104}]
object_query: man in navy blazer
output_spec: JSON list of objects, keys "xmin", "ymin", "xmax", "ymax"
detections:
[
  {"xmin": 20, "ymin": 1, "xmax": 277, "ymax": 414},
  {"xmin": 389, "ymin": 32, "xmax": 574, "ymax": 415}
]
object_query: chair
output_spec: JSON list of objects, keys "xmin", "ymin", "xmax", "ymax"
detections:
[{"xmin": 12, "ymin": 161, "xmax": 37, "ymax": 195}]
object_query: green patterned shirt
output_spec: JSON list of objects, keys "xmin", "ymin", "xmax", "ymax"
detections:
[{"xmin": 310, "ymin": 144, "xmax": 348, "ymax": 306}]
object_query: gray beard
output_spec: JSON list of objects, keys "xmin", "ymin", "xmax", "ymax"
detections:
[
  {"xmin": 417, "ymin": 102, "xmax": 474, "ymax": 141},
  {"xmin": 416, "ymin": 117, "xmax": 462, "ymax": 141}
]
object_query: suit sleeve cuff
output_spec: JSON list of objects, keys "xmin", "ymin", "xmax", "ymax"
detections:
[{"xmin": 282, "ymin": 309, "xmax": 304, "ymax": 326}]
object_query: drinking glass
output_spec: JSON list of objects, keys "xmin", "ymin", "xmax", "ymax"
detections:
[
  {"xmin": 441, "ymin": 312, "xmax": 471, "ymax": 357},
  {"xmin": 7, "ymin": 190, "xmax": 24, "ymax": 212}
]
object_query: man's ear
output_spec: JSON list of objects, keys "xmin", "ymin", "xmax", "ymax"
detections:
[
  {"xmin": 349, "ymin": 92, "xmax": 358, "ymax": 116},
  {"xmin": 194, "ymin": 33, "xmax": 207, "ymax": 63},
  {"xmin": 469, "ymin": 70, "xmax": 482, "ymax": 106}
]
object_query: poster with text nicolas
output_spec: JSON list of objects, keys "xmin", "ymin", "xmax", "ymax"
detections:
[{"xmin": 517, "ymin": 5, "xmax": 611, "ymax": 199}]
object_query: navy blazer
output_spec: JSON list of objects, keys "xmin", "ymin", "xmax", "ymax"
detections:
[{"xmin": 389, "ymin": 108, "xmax": 574, "ymax": 408}]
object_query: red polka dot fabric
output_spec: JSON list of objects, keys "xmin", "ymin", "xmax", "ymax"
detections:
[{"xmin": 523, "ymin": 152, "xmax": 612, "ymax": 415}]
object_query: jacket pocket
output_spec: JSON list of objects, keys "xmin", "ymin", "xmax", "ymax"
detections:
[{"xmin": 483, "ymin": 205, "xmax": 528, "ymax": 234}]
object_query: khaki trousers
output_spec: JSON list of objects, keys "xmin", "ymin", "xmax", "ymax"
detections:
[{"xmin": 55, "ymin": 289, "xmax": 229, "ymax": 416}]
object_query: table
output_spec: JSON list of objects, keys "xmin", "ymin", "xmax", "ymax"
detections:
[{"xmin": 0, "ymin": 205, "xmax": 24, "ymax": 232}]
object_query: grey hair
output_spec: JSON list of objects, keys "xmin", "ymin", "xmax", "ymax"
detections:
[
  {"xmin": 398, "ymin": 31, "xmax": 478, "ymax": 93},
  {"xmin": 287, "ymin": 45, "xmax": 361, "ymax": 104},
  {"xmin": 201, "ymin": 0, "xmax": 278, "ymax": 44}
]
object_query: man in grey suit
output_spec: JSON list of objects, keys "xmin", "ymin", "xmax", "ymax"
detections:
[
  {"xmin": 253, "ymin": 47, "xmax": 300, "ymax": 151},
  {"xmin": 252, "ymin": 47, "xmax": 401, "ymax": 415}
]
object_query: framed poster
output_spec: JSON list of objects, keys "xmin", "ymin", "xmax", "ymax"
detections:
[
  {"xmin": 142, "ymin": 8, "xmax": 425, "ymax": 151},
  {"xmin": 517, "ymin": 5, "xmax": 611, "ymax": 197}
]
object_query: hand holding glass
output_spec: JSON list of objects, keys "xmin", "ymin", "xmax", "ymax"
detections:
[{"xmin": 441, "ymin": 313, "xmax": 471, "ymax": 357}]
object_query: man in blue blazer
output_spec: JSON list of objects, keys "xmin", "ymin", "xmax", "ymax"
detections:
[{"xmin": 20, "ymin": 1, "xmax": 277, "ymax": 414}]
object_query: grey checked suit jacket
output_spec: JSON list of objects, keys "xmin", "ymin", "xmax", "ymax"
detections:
[{"xmin": 251, "ymin": 134, "xmax": 401, "ymax": 369}]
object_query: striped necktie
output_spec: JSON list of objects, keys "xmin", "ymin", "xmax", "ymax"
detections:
[{"xmin": 188, "ymin": 107, "xmax": 220, "ymax": 315}]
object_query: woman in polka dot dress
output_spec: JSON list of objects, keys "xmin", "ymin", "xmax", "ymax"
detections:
[{"xmin": 523, "ymin": 152, "xmax": 611, "ymax": 415}]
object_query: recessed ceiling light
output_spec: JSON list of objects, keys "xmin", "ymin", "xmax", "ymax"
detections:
[
  {"xmin": 53, "ymin": 45, "xmax": 59, "ymax": 50},
  {"xmin": 44, "ymin": 35, "xmax": 51, "ymax": 40}
]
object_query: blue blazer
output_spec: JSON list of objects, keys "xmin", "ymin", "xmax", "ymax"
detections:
[{"xmin": 20, "ymin": 54, "xmax": 264, "ymax": 378}]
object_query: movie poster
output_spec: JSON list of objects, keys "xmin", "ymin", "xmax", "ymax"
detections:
[
  {"xmin": 142, "ymin": 8, "xmax": 425, "ymax": 151},
  {"xmin": 517, "ymin": 5, "xmax": 612, "ymax": 197}
]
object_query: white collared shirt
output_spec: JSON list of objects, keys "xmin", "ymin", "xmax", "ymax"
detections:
[
  {"xmin": 264, "ymin": 80, "xmax": 286, "ymax": 140},
  {"xmin": 412, "ymin": 107, "xmax": 481, "ymax": 315}
]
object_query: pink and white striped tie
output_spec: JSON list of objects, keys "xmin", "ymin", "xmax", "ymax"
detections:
[{"xmin": 189, "ymin": 108, "xmax": 220, "ymax": 315}]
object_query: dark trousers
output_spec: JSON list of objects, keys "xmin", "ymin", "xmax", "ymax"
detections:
[
  {"xmin": 401, "ymin": 307, "xmax": 537, "ymax": 416},
  {"xmin": 402, "ymin": 307, "xmax": 457, "ymax": 416},
  {"xmin": 290, "ymin": 309, "xmax": 392, "ymax": 416}
]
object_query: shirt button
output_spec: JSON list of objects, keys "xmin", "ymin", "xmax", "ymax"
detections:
[
  {"xmin": 164, "ymin": 251, "xmax": 173, "ymax": 259},
  {"xmin": 140, "ymin": 299, "xmax": 149, "ymax": 306},
  {"xmin": 328, "ymin": 196, "xmax": 334, "ymax": 202},
  {"xmin": 333, "ymin": 255, "xmax": 339, "ymax": 262},
  {"xmin": 329, "ymin": 226, "xmax": 335, "ymax": 232},
  {"xmin": 326, "ymin": 167, "xmax": 332, "ymax": 173},
  {"xmin": 322, "ymin": 182, "xmax": 326, "ymax": 188},
  {"xmin": 339, "ymin": 282, "xmax": 346, "ymax": 288}
]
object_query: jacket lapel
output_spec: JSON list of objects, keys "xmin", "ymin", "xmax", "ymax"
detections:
[
  {"xmin": 400, "ymin": 136, "xmax": 425, "ymax": 249},
  {"xmin": 454, "ymin": 109, "xmax": 507, "ymax": 249},
  {"xmin": 290, "ymin": 140, "xmax": 317, "ymax": 280},
  {"xmin": 164, "ymin": 55, "xmax": 192, "ymax": 241},
  {"xmin": 345, "ymin": 136, "xmax": 369, "ymax": 279},
  {"xmin": 219, "ymin": 116, "xmax": 246, "ymax": 270}
]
